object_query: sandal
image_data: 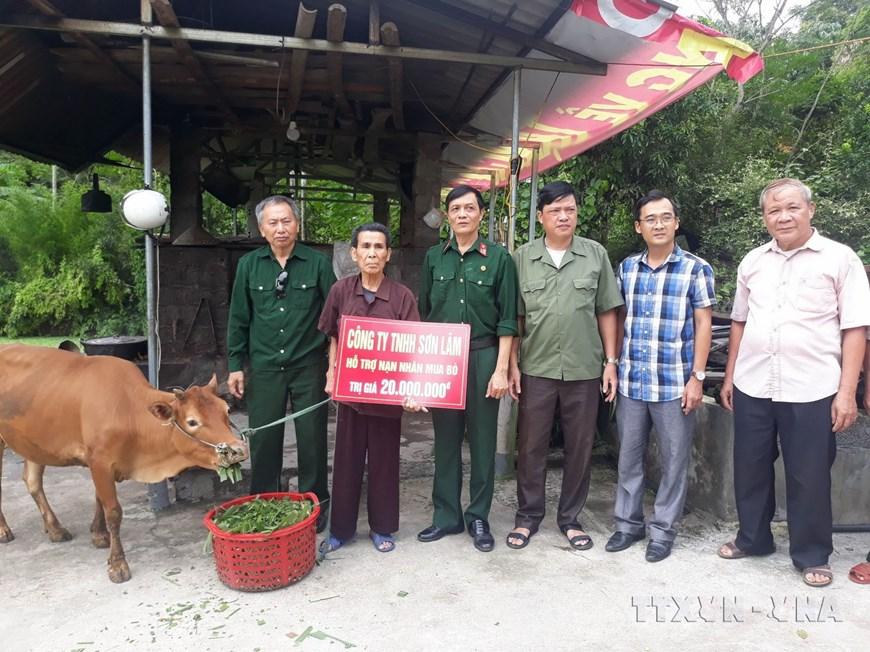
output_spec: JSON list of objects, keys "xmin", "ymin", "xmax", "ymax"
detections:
[
  {"xmin": 560, "ymin": 523, "xmax": 593, "ymax": 551},
  {"xmin": 370, "ymin": 532, "xmax": 395, "ymax": 553},
  {"xmin": 801, "ymin": 565, "xmax": 833, "ymax": 588},
  {"xmin": 848, "ymin": 562, "xmax": 870, "ymax": 585},
  {"xmin": 319, "ymin": 535, "xmax": 344, "ymax": 555},
  {"xmin": 506, "ymin": 529, "xmax": 532, "ymax": 550},
  {"xmin": 717, "ymin": 541, "xmax": 749, "ymax": 560}
]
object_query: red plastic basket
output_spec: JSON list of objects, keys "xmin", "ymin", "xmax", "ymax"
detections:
[{"xmin": 203, "ymin": 491, "xmax": 320, "ymax": 592}]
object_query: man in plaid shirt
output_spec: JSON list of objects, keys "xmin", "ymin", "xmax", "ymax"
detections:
[{"xmin": 605, "ymin": 190, "xmax": 715, "ymax": 562}]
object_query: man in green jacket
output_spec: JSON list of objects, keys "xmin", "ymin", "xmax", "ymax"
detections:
[
  {"xmin": 417, "ymin": 184, "xmax": 518, "ymax": 552},
  {"xmin": 227, "ymin": 196, "xmax": 335, "ymax": 529}
]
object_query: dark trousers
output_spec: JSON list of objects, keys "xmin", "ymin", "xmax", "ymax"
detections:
[
  {"xmin": 515, "ymin": 375, "xmax": 600, "ymax": 531},
  {"xmin": 246, "ymin": 359, "xmax": 329, "ymax": 503},
  {"xmin": 430, "ymin": 345, "xmax": 499, "ymax": 528},
  {"xmin": 330, "ymin": 404, "xmax": 401, "ymax": 541},
  {"xmin": 733, "ymin": 388, "xmax": 837, "ymax": 570}
]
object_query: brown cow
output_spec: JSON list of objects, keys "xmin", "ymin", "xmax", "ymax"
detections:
[{"xmin": 0, "ymin": 344, "xmax": 248, "ymax": 583}]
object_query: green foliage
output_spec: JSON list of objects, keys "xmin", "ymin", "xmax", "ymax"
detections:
[
  {"xmin": 0, "ymin": 156, "xmax": 146, "ymax": 337},
  {"xmin": 299, "ymin": 180, "xmax": 400, "ymax": 245},
  {"xmin": 528, "ymin": 0, "xmax": 869, "ymax": 310}
]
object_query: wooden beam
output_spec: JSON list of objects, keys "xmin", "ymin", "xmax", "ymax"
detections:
[
  {"xmin": 326, "ymin": 4, "xmax": 354, "ymax": 121},
  {"xmin": 286, "ymin": 2, "xmax": 317, "ymax": 115},
  {"xmin": 368, "ymin": 0, "xmax": 380, "ymax": 45},
  {"xmin": 2, "ymin": 16, "xmax": 607, "ymax": 75},
  {"xmin": 23, "ymin": 0, "xmax": 139, "ymax": 89},
  {"xmin": 149, "ymin": 0, "xmax": 238, "ymax": 123},
  {"xmin": 379, "ymin": 22, "xmax": 405, "ymax": 131}
]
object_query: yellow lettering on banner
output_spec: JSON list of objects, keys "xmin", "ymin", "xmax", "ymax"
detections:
[
  {"xmin": 520, "ymin": 124, "xmax": 590, "ymax": 163},
  {"xmin": 538, "ymin": 132, "xmax": 588, "ymax": 162},
  {"xmin": 576, "ymin": 93, "xmax": 649, "ymax": 127},
  {"xmin": 626, "ymin": 68, "xmax": 692, "ymax": 92},
  {"xmin": 652, "ymin": 30, "xmax": 732, "ymax": 69}
]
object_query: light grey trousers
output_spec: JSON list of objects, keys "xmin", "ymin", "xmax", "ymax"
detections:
[{"xmin": 614, "ymin": 395, "xmax": 695, "ymax": 543}]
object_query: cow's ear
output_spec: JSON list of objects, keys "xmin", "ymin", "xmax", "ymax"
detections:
[
  {"xmin": 148, "ymin": 401, "xmax": 174, "ymax": 422},
  {"xmin": 206, "ymin": 373, "xmax": 219, "ymax": 394}
]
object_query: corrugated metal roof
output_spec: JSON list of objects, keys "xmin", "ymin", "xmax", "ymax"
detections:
[{"xmin": 0, "ymin": 0, "xmax": 582, "ymax": 181}]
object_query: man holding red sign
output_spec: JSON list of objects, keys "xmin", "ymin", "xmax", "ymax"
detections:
[
  {"xmin": 417, "ymin": 185, "xmax": 518, "ymax": 553},
  {"xmin": 318, "ymin": 223, "xmax": 420, "ymax": 554}
]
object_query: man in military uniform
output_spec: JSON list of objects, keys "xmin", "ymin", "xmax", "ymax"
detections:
[
  {"xmin": 227, "ymin": 196, "xmax": 335, "ymax": 530},
  {"xmin": 417, "ymin": 184, "xmax": 518, "ymax": 552}
]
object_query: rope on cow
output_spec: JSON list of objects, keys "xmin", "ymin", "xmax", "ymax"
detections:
[{"xmin": 233, "ymin": 397, "xmax": 332, "ymax": 440}]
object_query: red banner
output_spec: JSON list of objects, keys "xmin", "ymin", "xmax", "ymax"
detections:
[
  {"xmin": 333, "ymin": 316, "xmax": 470, "ymax": 410},
  {"xmin": 444, "ymin": 0, "xmax": 764, "ymax": 189}
]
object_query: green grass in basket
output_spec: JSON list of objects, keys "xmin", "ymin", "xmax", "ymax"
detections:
[{"xmin": 213, "ymin": 497, "xmax": 313, "ymax": 534}]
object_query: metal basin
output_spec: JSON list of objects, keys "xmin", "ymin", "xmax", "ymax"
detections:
[{"xmin": 81, "ymin": 335, "xmax": 147, "ymax": 361}]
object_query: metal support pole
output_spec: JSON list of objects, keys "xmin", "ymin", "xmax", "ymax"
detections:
[
  {"xmin": 507, "ymin": 68, "xmax": 521, "ymax": 252},
  {"xmin": 295, "ymin": 161, "xmax": 304, "ymax": 240},
  {"xmin": 528, "ymin": 147, "xmax": 540, "ymax": 242},
  {"xmin": 488, "ymin": 172, "xmax": 497, "ymax": 242},
  {"xmin": 142, "ymin": 1, "xmax": 170, "ymax": 511}
]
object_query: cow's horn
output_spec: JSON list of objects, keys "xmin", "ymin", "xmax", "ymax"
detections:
[{"xmin": 172, "ymin": 388, "xmax": 185, "ymax": 399}]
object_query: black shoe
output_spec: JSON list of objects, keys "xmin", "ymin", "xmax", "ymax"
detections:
[
  {"xmin": 316, "ymin": 510, "xmax": 329, "ymax": 534},
  {"xmin": 417, "ymin": 524, "xmax": 464, "ymax": 542},
  {"xmin": 468, "ymin": 519, "xmax": 494, "ymax": 552},
  {"xmin": 605, "ymin": 531, "xmax": 645, "ymax": 552},
  {"xmin": 645, "ymin": 540, "xmax": 673, "ymax": 563}
]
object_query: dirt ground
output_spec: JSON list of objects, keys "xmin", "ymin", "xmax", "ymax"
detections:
[{"xmin": 1, "ymin": 410, "xmax": 868, "ymax": 651}]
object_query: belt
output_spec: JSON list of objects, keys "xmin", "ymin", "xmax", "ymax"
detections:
[{"xmin": 469, "ymin": 335, "xmax": 498, "ymax": 351}]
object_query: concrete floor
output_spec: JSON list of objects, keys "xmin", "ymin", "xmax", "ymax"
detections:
[{"xmin": 1, "ymin": 408, "xmax": 869, "ymax": 652}]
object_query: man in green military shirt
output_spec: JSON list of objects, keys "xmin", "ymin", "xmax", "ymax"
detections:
[
  {"xmin": 227, "ymin": 196, "xmax": 335, "ymax": 529},
  {"xmin": 506, "ymin": 181, "xmax": 622, "ymax": 551},
  {"xmin": 417, "ymin": 185, "xmax": 518, "ymax": 552}
]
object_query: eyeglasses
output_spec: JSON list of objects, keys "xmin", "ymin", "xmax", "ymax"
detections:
[
  {"xmin": 275, "ymin": 271, "xmax": 288, "ymax": 299},
  {"xmin": 639, "ymin": 215, "xmax": 676, "ymax": 226}
]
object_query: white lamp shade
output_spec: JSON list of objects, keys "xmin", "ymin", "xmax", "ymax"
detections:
[{"xmin": 121, "ymin": 189, "xmax": 169, "ymax": 230}]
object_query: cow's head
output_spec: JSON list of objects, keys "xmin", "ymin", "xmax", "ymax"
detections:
[{"xmin": 148, "ymin": 375, "xmax": 248, "ymax": 469}]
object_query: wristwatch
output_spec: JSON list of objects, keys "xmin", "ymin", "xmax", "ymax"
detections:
[
  {"xmin": 691, "ymin": 370, "xmax": 706, "ymax": 381},
  {"xmin": 603, "ymin": 357, "xmax": 619, "ymax": 367}
]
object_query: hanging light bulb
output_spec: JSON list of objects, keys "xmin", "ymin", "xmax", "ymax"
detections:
[
  {"xmin": 285, "ymin": 120, "xmax": 301, "ymax": 142},
  {"xmin": 121, "ymin": 189, "xmax": 169, "ymax": 230}
]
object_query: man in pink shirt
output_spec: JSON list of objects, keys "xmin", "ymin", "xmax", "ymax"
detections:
[
  {"xmin": 850, "ymin": 333, "xmax": 870, "ymax": 584},
  {"xmin": 719, "ymin": 178, "xmax": 870, "ymax": 587}
]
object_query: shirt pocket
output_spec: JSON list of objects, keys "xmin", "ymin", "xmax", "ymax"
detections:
[
  {"xmin": 571, "ymin": 275, "xmax": 598, "ymax": 311},
  {"xmin": 249, "ymin": 283, "xmax": 276, "ymax": 312},
  {"xmin": 794, "ymin": 274, "xmax": 835, "ymax": 314},
  {"xmin": 465, "ymin": 267, "xmax": 495, "ymax": 300},
  {"xmin": 429, "ymin": 268, "xmax": 456, "ymax": 306},
  {"xmin": 521, "ymin": 278, "xmax": 547, "ymax": 313},
  {"xmin": 287, "ymin": 278, "xmax": 318, "ymax": 311}
]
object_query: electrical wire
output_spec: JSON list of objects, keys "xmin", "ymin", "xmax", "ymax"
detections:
[
  {"xmin": 409, "ymin": 80, "xmax": 504, "ymax": 155},
  {"xmin": 763, "ymin": 35, "xmax": 870, "ymax": 58}
]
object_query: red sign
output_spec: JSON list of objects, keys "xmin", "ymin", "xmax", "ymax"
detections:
[
  {"xmin": 444, "ymin": 0, "xmax": 763, "ymax": 190},
  {"xmin": 333, "ymin": 316, "xmax": 470, "ymax": 410}
]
